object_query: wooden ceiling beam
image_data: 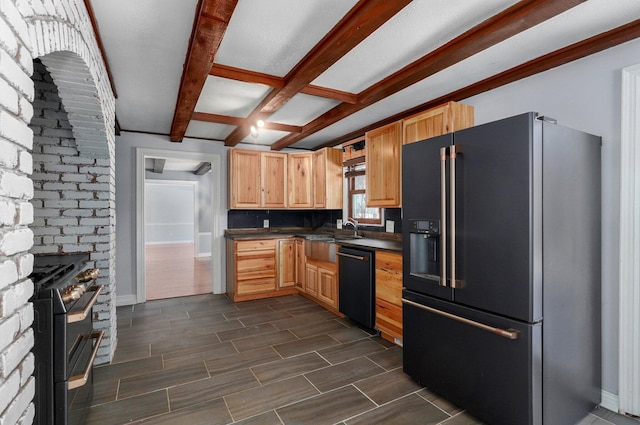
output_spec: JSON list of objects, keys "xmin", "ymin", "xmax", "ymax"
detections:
[
  {"xmin": 191, "ymin": 111, "xmax": 302, "ymax": 133},
  {"xmin": 169, "ymin": 0, "xmax": 238, "ymax": 142},
  {"xmin": 210, "ymin": 63, "xmax": 358, "ymax": 104},
  {"xmin": 223, "ymin": 0, "xmax": 412, "ymax": 147},
  {"xmin": 270, "ymin": 0, "xmax": 587, "ymax": 150},
  {"xmin": 312, "ymin": 18, "xmax": 640, "ymax": 150}
]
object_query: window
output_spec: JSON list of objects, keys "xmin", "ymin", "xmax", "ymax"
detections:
[{"xmin": 346, "ymin": 163, "xmax": 382, "ymax": 225}]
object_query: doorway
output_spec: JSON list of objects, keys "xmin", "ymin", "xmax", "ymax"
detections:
[
  {"xmin": 144, "ymin": 178, "xmax": 210, "ymax": 299},
  {"xmin": 136, "ymin": 148, "xmax": 223, "ymax": 303}
]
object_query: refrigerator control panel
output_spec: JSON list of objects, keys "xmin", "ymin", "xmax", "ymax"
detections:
[{"xmin": 409, "ymin": 219, "xmax": 440, "ymax": 235}]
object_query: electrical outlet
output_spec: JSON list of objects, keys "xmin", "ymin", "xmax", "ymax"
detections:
[
  {"xmin": 337, "ymin": 219, "xmax": 343, "ymax": 229},
  {"xmin": 386, "ymin": 220, "xmax": 395, "ymax": 233},
  {"xmin": 263, "ymin": 219, "xmax": 269, "ymax": 228}
]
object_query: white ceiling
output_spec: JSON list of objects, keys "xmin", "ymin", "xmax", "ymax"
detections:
[{"xmin": 89, "ymin": 0, "xmax": 640, "ymax": 149}]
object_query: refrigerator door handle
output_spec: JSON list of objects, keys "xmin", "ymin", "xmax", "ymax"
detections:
[
  {"xmin": 402, "ymin": 298, "xmax": 520, "ymax": 340},
  {"xmin": 450, "ymin": 144, "xmax": 462, "ymax": 289},
  {"xmin": 440, "ymin": 146, "xmax": 448, "ymax": 287}
]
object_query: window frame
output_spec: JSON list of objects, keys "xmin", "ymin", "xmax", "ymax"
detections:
[{"xmin": 345, "ymin": 165, "xmax": 383, "ymax": 226}]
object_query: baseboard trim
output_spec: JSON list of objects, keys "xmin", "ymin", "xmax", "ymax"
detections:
[
  {"xmin": 116, "ymin": 294, "xmax": 137, "ymax": 306},
  {"xmin": 600, "ymin": 390, "xmax": 619, "ymax": 412}
]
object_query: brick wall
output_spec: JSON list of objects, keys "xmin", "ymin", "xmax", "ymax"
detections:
[{"xmin": 1, "ymin": 0, "xmax": 116, "ymax": 423}]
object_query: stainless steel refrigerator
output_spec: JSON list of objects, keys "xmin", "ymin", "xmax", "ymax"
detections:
[{"xmin": 401, "ymin": 112, "xmax": 601, "ymax": 425}]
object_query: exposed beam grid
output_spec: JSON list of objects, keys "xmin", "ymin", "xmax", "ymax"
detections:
[
  {"xmin": 223, "ymin": 0, "xmax": 412, "ymax": 147},
  {"xmin": 191, "ymin": 112, "xmax": 302, "ymax": 133},
  {"xmin": 312, "ymin": 18, "xmax": 640, "ymax": 150},
  {"xmin": 210, "ymin": 64, "xmax": 357, "ymax": 103},
  {"xmin": 270, "ymin": 0, "xmax": 587, "ymax": 150}
]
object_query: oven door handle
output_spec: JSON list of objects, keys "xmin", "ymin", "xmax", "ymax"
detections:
[
  {"xmin": 67, "ymin": 285, "xmax": 103, "ymax": 324},
  {"xmin": 68, "ymin": 331, "xmax": 104, "ymax": 390}
]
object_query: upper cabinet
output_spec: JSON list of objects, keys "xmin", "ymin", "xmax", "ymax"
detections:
[
  {"xmin": 229, "ymin": 149, "xmax": 287, "ymax": 209},
  {"xmin": 261, "ymin": 152, "xmax": 287, "ymax": 209},
  {"xmin": 366, "ymin": 121, "xmax": 402, "ymax": 208},
  {"xmin": 228, "ymin": 149, "xmax": 262, "ymax": 209},
  {"xmin": 403, "ymin": 101, "xmax": 474, "ymax": 145},
  {"xmin": 229, "ymin": 147, "xmax": 343, "ymax": 210},
  {"xmin": 288, "ymin": 152, "xmax": 314, "ymax": 209},
  {"xmin": 313, "ymin": 148, "xmax": 343, "ymax": 209},
  {"xmin": 364, "ymin": 102, "xmax": 474, "ymax": 208}
]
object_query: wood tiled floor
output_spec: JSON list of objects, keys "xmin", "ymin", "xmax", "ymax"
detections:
[{"xmin": 88, "ymin": 294, "xmax": 639, "ymax": 425}]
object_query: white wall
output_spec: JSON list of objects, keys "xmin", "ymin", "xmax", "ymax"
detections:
[{"xmin": 462, "ymin": 37, "xmax": 640, "ymax": 397}]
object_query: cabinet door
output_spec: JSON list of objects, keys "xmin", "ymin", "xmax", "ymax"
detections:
[
  {"xmin": 315, "ymin": 147, "xmax": 343, "ymax": 209},
  {"xmin": 403, "ymin": 101, "xmax": 474, "ymax": 145},
  {"xmin": 366, "ymin": 121, "xmax": 402, "ymax": 207},
  {"xmin": 278, "ymin": 239, "xmax": 296, "ymax": 288},
  {"xmin": 229, "ymin": 150, "xmax": 261, "ymax": 208},
  {"xmin": 403, "ymin": 104, "xmax": 449, "ymax": 145},
  {"xmin": 375, "ymin": 251, "xmax": 403, "ymax": 342},
  {"xmin": 305, "ymin": 263, "xmax": 318, "ymax": 297},
  {"xmin": 313, "ymin": 150, "xmax": 327, "ymax": 208},
  {"xmin": 317, "ymin": 266, "xmax": 337, "ymax": 308},
  {"xmin": 296, "ymin": 239, "xmax": 305, "ymax": 290},
  {"xmin": 288, "ymin": 153, "xmax": 314, "ymax": 208},
  {"xmin": 262, "ymin": 152, "xmax": 287, "ymax": 208}
]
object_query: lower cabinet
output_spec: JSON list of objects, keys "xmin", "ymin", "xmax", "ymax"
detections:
[
  {"xmin": 304, "ymin": 259, "xmax": 338, "ymax": 309},
  {"xmin": 375, "ymin": 251, "xmax": 403, "ymax": 344},
  {"xmin": 295, "ymin": 238, "xmax": 305, "ymax": 290},
  {"xmin": 226, "ymin": 238, "xmax": 298, "ymax": 302}
]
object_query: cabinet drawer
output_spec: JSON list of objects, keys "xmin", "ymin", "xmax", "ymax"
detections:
[
  {"xmin": 237, "ymin": 277, "xmax": 276, "ymax": 295},
  {"xmin": 375, "ymin": 298, "xmax": 402, "ymax": 340},
  {"xmin": 236, "ymin": 239, "xmax": 276, "ymax": 251}
]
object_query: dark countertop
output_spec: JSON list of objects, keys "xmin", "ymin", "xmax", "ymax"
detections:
[{"xmin": 224, "ymin": 228, "xmax": 402, "ymax": 253}]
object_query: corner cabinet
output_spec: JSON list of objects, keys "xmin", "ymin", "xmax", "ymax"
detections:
[
  {"xmin": 403, "ymin": 101, "xmax": 474, "ymax": 145},
  {"xmin": 375, "ymin": 251, "xmax": 403, "ymax": 344},
  {"xmin": 278, "ymin": 239, "xmax": 296, "ymax": 288},
  {"xmin": 228, "ymin": 149, "xmax": 287, "ymax": 209},
  {"xmin": 313, "ymin": 148, "xmax": 343, "ymax": 209},
  {"xmin": 365, "ymin": 121, "xmax": 402, "ymax": 208},
  {"xmin": 288, "ymin": 152, "xmax": 314, "ymax": 209}
]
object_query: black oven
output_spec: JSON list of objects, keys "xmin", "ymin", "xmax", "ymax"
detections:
[{"xmin": 31, "ymin": 254, "xmax": 103, "ymax": 425}]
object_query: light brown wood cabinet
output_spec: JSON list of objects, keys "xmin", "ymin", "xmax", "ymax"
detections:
[
  {"xmin": 305, "ymin": 262, "xmax": 318, "ymax": 297},
  {"xmin": 304, "ymin": 259, "xmax": 338, "ymax": 309},
  {"xmin": 375, "ymin": 251, "xmax": 403, "ymax": 344},
  {"xmin": 288, "ymin": 152, "xmax": 314, "ymax": 208},
  {"xmin": 261, "ymin": 152, "xmax": 287, "ymax": 208},
  {"xmin": 317, "ymin": 266, "xmax": 338, "ymax": 308},
  {"xmin": 403, "ymin": 101, "xmax": 474, "ymax": 145},
  {"xmin": 226, "ymin": 238, "xmax": 298, "ymax": 302},
  {"xmin": 365, "ymin": 121, "xmax": 402, "ymax": 208},
  {"xmin": 278, "ymin": 239, "xmax": 296, "ymax": 288},
  {"xmin": 229, "ymin": 149, "xmax": 287, "ymax": 209},
  {"xmin": 295, "ymin": 238, "xmax": 305, "ymax": 290},
  {"xmin": 313, "ymin": 148, "xmax": 343, "ymax": 209},
  {"xmin": 228, "ymin": 149, "xmax": 262, "ymax": 209}
]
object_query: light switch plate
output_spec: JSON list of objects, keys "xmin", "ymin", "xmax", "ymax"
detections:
[
  {"xmin": 263, "ymin": 219, "xmax": 269, "ymax": 228},
  {"xmin": 337, "ymin": 219, "xmax": 343, "ymax": 229},
  {"xmin": 386, "ymin": 220, "xmax": 395, "ymax": 233}
]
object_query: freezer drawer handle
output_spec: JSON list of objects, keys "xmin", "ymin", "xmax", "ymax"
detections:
[
  {"xmin": 337, "ymin": 252, "xmax": 368, "ymax": 261},
  {"xmin": 401, "ymin": 298, "xmax": 520, "ymax": 340}
]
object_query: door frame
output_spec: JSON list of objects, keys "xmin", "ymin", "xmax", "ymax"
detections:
[
  {"xmin": 618, "ymin": 63, "xmax": 640, "ymax": 416},
  {"xmin": 135, "ymin": 148, "xmax": 223, "ymax": 303}
]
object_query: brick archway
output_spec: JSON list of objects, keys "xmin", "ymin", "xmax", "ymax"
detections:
[{"xmin": 25, "ymin": 4, "xmax": 117, "ymax": 367}]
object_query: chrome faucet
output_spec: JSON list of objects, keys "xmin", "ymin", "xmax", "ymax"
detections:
[{"xmin": 344, "ymin": 218, "xmax": 359, "ymax": 238}]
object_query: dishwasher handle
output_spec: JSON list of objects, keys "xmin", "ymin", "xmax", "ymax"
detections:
[{"xmin": 337, "ymin": 251, "xmax": 369, "ymax": 261}]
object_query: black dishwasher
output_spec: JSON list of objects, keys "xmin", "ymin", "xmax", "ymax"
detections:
[{"xmin": 338, "ymin": 246, "xmax": 374, "ymax": 328}]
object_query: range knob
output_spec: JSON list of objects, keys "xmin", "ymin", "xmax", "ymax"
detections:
[
  {"xmin": 61, "ymin": 284, "xmax": 85, "ymax": 303},
  {"xmin": 75, "ymin": 268, "xmax": 99, "ymax": 283}
]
